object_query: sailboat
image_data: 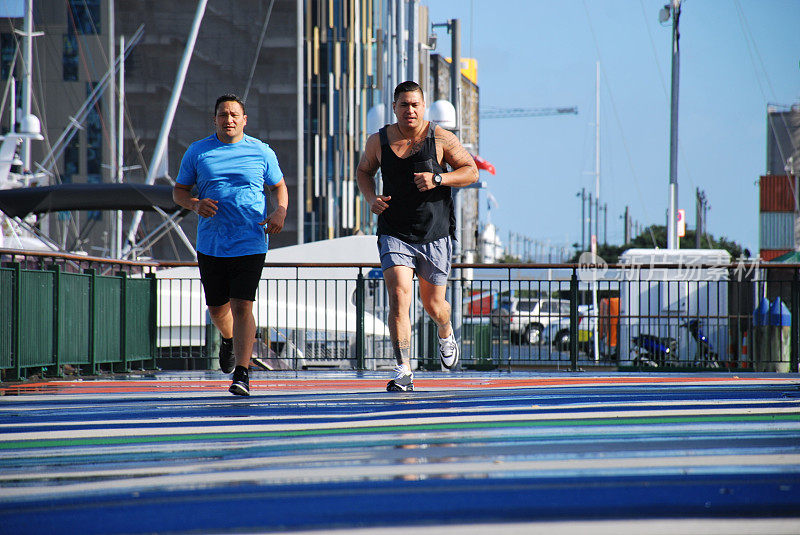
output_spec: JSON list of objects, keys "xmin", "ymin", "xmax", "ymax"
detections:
[{"xmin": 0, "ymin": 1, "xmax": 193, "ymax": 260}]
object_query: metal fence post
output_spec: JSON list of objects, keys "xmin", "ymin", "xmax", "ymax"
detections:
[
  {"xmin": 792, "ymin": 268, "xmax": 799, "ymax": 373},
  {"xmin": 11, "ymin": 262, "xmax": 21, "ymax": 380},
  {"xmin": 147, "ymin": 273, "xmax": 158, "ymax": 370},
  {"xmin": 86, "ymin": 268, "xmax": 97, "ymax": 374},
  {"xmin": 117, "ymin": 271, "xmax": 128, "ymax": 372},
  {"xmin": 356, "ymin": 268, "xmax": 366, "ymax": 370},
  {"xmin": 570, "ymin": 268, "xmax": 579, "ymax": 371},
  {"xmin": 49, "ymin": 264, "xmax": 61, "ymax": 376}
]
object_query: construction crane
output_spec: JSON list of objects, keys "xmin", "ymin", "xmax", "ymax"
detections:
[{"xmin": 480, "ymin": 106, "xmax": 578, "ymax": 119}]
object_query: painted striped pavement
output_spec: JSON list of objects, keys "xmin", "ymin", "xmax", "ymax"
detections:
[{"xmin": 1, "ymin": 372, "xmax": 799, "ymax": 534}]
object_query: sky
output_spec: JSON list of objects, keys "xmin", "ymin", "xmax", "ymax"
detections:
[{"xmin": 422, "ymin": 0, "xmax": 800, "ymax": 257}]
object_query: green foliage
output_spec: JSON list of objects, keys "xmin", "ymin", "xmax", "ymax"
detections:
[
  {"xmin": 497, "ymin": 253, "xmax": 521, "ymax": 263},
  {"xmin": 568, "ymin": 225, "xmax": 745, "ymax": 264}
]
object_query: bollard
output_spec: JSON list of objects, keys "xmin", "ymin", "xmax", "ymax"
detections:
[{"xmin": 766, "ymin": 297, "xmax": 791, "ymax": 373}]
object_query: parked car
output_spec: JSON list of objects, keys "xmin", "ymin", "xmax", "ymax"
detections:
[
  {"xmin": 492, "ymin": 297, "xmax": 571, "ymax": 344},
  {"xmin": 543, "ymin": 305, "xmax": 596, "ymax": 353}
]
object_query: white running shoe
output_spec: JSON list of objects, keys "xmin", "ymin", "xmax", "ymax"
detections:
[
  {"xmin": 386, "ymin": 364, "xmax": 414, "ymax": 391},
  {"xmin": 438, "ymin": 333, "xmax": 459, "ymax": 369}
]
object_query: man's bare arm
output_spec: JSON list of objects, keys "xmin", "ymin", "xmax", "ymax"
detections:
[
  {"xmin": 356, "ymin": 133, "xmax": 392, "ymax": 215},
  {"xmin": 261, "ymin": 178, "xmax": 288, "ymax": 234},
  {"xmin": 437, "ymin": 129, "xmax": 479, "ymax": 187}
]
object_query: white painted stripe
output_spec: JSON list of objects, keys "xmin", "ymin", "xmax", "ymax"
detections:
[
  {"xmin": 2, "ymin": 454, "xmax": 799, "ymax": 500},
  {"xmin": 3, "ymin": 398, "xmax": 797, "ymax": 429},
  {"xmin": 4, "ymin": 424, "xmax": 796, "ymax": 461},
  {"xmin": 2, "ymin": 406, "xmax": 797, "ymax": 442},
  {"xmin": 0, "ymin": 452, "xmax": 373, "ymax": 481},
  {"xmin": 281, "ymin": 518, "xmax": 800, "ymax": 535}
]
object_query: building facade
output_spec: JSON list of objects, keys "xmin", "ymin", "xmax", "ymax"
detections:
[{"xmin": 1, "ymin": 0, "xmax": 481, "ymax": 260}]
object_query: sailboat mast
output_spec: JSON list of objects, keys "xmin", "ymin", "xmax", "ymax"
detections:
[
  {"xmin": 114, "ymin": 35, "xmax": 125, "ymax": 259},
  {"xmin": 21, "ymin": 0, "xmax": 32, "ymax": 173}
]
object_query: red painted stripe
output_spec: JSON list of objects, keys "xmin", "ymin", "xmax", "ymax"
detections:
[{"xmin": 1, "ymin": 376, "xmax": 795, "ymax": 394}]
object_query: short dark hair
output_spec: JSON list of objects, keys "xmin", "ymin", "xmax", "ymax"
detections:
[
  {"xmin": 393, "ymin": 81, "xmax": 424, "ymax": 103},
  {"xmin": 214, "ymin": 94, "xmax": 246, "ymax": 115}
]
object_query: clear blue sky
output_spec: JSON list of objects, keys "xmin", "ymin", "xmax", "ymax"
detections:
[{"xmin": 422, "ymin": 0, "xmax": 800, "ymax": 256}]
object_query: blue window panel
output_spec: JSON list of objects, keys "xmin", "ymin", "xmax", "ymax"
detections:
[
  {"xmin": 1, "ymin": 33, "xmax": 15, "ymax": 80},
  {"xmin": 86, "ymin": 82, "xmax": 102, "ymax": 176},
  {"xmin": 63, "ymin": 33, "xmax": 78, "ymax": 81},
  {"xmin": 63, "ymin": 137, "xmax": 79, "ymax": 180},
  {"xmin": 68, "ymin": 0, "xmax": 100, "ymax": 35}
]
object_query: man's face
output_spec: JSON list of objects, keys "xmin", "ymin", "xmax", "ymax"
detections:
[
  {"xmin": 214, "ymin": 100, "xmax": 247, "ymax": 143},
  {"xmin": 392, "ymin": 90, "xmax": 425, "ymax": 130}
]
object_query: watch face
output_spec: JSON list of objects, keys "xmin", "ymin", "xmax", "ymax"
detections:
[{"xmin": 434, "ymin": 173, "xmax": 442, "ymax": 185}]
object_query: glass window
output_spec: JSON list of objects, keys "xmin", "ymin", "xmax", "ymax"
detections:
[
  {"xmin": 63, "ymin": 137, "xmax": 79, "ymax": 181},
  {"xmin": 86, "ymin": 81, "xmax": 102, "ymax": 221},
  {"xmin": 86, "ymin": 82, "xmax": 101, "ymax": 175},
  {"xmin": 68, "ymin": 0, "xmax": 100, "ymax": 35},
  {"xmin": 62, "ymin": 33, "xmax": 78, "ymax": 81},
  {"xmin": 1, "ymin": 33, "xmax": 15, "ymax": 80}
]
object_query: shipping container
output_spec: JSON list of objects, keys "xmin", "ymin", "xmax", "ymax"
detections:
[
  {"xmin": 760, "ymin": 249, "xmax": 792, "ymax": 262},
  {"xmin": 760, "ymin": 175, "xmax": 798, "ymax": 212},
  {"xmin": 760, "ymin": 211, "xmax": 795, "ymax": 249}
]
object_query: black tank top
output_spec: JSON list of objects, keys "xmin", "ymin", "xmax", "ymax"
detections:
[{"xmin": 377, "ymin": 123, "xmax": 455, "ymax": 243}]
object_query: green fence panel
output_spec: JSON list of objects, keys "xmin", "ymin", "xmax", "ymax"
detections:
[
  {"xmin": 93, "ymin": 274, "xmax": 122, "ymax": 364},
  {"xmin": 125, "ymin": 277, "xmax": 154, "ymax": 361},
  {"xmin": 0, "ymin": 267, "xmax": 12, "ymax": 369},
  {"xmin": 59, "ymin": 272, "xmax": 91, "ymax": 365},
  {"xmin": 19, "ymin": 269, "xmax": 55, "ymax": 369}
]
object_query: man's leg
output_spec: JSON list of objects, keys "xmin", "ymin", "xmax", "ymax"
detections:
[
  {"xmin": 383, "ymin": 265, "xmax": 415, "ymax": 368},
  {"xmin": 419, "ymin": 278, "xmax": 452, "ymax": 338},
  {"xmin": 229, "ymin": 298, "xmax": 256, "ymax": 369},
  {"xmin": 207, "ymin": 302, "xmax": 234, "ymax": 339},
  {"xmin": 207, "ymin": 302, "xmax": 235, "ymax": 373},
  {"xmin": 419, "ymin": 278, "xmax": 459, "ymax": 369}
]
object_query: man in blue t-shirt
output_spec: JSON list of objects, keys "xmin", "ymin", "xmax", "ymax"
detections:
[{"xmin": 173, "ymin": 94, "xmax": 288, "ymax": 396}]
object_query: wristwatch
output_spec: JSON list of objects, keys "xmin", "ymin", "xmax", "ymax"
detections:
[{"xmin": 432, "ymin": 173, "xmax": 443, "ymax": 186}]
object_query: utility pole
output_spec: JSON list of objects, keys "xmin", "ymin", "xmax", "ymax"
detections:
[
  {"xmin": 587, "ymin": 191, "xmax": 593, "ymax": 252},
  {"xmin": 695, "ymin": 188, "xmax": 709, "ymax": 248},
  {"xmin": 623, "ymin": 206, "xmax": 631, "ymax": 244},
  {"xmin": 602, "ymin": 202, "xmax": 607, "ymax": 245},
  {"xmin": 662, "ymin": 0, "xmax": 682, "ymax": 249},
  {"xmin": 579, "ymin": 192, "xmax": 583, "ymax": 251},
  {"xmin": 593, "ymin": 61, "xmax": 600, "ymax": 256}
]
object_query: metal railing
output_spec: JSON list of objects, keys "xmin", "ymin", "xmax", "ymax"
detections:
[{"xmin": 2, "ymin": 250, "xmax": 798, "ymax": 378}]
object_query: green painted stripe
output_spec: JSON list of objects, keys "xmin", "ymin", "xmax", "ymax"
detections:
[{"xmin": 1, "ymin": 413, "xmax": 798, "ymax": 450}]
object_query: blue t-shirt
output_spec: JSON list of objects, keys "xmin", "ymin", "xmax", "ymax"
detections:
[{"xmin": 176, "ymin": 133, "xmax": 283, "ymax": 257}]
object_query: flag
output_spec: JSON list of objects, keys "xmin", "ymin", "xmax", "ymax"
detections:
[{"xmin": 473, "ymin": 154, "xmax": 496, "ymax": 175}]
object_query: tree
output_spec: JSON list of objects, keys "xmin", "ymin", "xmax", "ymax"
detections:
[{"xmin": 568, "ymin": 225, "xmax": 745, "ymax": 264}]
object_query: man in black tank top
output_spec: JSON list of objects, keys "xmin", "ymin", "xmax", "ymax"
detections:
[{"xmin": 356, "ymin": 81, "xmax": 479, "ymax": 391}]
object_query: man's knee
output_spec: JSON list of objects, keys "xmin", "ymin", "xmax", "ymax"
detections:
[
  {"xmin": 229, "ymin": 298, "xmax": 254, "ymax": 319},
  {"xmin": 386, "ymin": 285, "xmax": 412, "ymax": 311},
  {"xmin": 208, "ymin": 302, "xmax": 230, "ymax": 319}
]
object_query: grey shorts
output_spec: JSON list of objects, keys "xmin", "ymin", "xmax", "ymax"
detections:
[{"xmin": 378, "ymin": 235, "xmax": 452, "ymax": 286}]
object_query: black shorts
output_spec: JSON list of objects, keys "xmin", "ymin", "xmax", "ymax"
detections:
[{"xmin": 196, "ymin": 252, "xmax": 266, "ymax": 307}]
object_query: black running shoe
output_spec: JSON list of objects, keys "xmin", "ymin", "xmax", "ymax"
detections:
[
  {"xmin": 229, "ymin": 366, "xmax": 250, "ymax": 396},
  {"xmin": 386, "ymin": 365, "xmax": 413, "ymax": 391},
  {"xmin": 218, "ymin": 337, "xmax": 234, "ymax": 373}
]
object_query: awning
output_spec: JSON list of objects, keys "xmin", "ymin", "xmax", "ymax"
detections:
[{"xmin": 0, "ymin": 183, "xmax": 182, "ymax": 218}]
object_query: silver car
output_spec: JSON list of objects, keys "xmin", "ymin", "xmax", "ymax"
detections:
[{"xmin": 493, "ymin": 297, "xmax": 571, "ymax": 345}]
